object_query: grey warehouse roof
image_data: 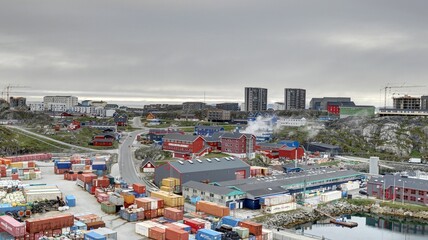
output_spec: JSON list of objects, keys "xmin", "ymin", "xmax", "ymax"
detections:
[
  {"xmin": 163, "ymin": 133, "xmax": 201, "ymax": 142},
  {"xmin": 168, "ymin": 157, "xmax": 250, "ymax": 173},
  {"xmin": 369, "ymin": 174, "xmax": 428, "ymax": 191},
  {"xmin": 183, "ymin": 181, "xmax": 236, "ymax": 195}
]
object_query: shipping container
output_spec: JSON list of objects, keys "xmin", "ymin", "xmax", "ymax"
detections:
[
  {"xmin": 132, "ymin": 183, "xmax": 146, "ymax": 194},
  {"xmin": 165, "ymin": 227, "xmax": 189, "ymax": 240},
  {"xmin": 195, "ymin": 229, "xmax": 222, "ymax": 240},
  {"xmin": 243, "ymin": 199, "xmax": 261, "ymax": 210},
  {"xmin": 135, "ymin": 221, "xmax": 163, "ymax": 237},
  {"xmin": 171, "ymin": 222, "xmax": 191, "ymax": 232},
  {"xmin": 101, "ymin": 202, "xmax": 117, "ymax": 214},
  {"xmin": 183, "ymin": 218, "xmax": 205, "ymax": 233},
  {"xmin": 92, "ymin": 227, "xmax": 117, "ymax": 240},
  {"xmin": 84, "ymin": 231, "xmax": 107, "ymax": 240},
  {"xmin": 320, "ymin": 191, "xmax": 342, "ymax": 203},
  {"xmin": 262, "ymin": 229, "xmax": 273, "ymax": 240},
  {"xmin": 149, "ymin": 226, "xmax": 166, "ymax": 240},
  {"xmin": 232, "ymin": 227, "xmax": 249, "ymax": 239},
  {"xmin": 0, "ymin": 215, "xmax": 26, "ymax": 237},
  {"xmin": 164, "ymin": 207, "xmax": 184, "ymax": 221},
  {"xmin": 86, "ymin": 221, "xmax": 106, "ymax": 230},
  {"xmin": 120, "ymin": 192, "xmax": 135, "ymax": 205},
  {"xmin": 259, "ymin": 194, "xmax": 294, "ymax": 206},
  {"xmin": 65, "ymin": 195, "xmax": 76, "ymax": 207},
  {"xmin": 263, "ymin": 202, "xmax": 297, "ymax": 214},
  {"xmin": 150, "ymin": 191, "xmax": 184, "ymax": 208},
  {"xmin": 238, "ymin": 221, "xmax": 262, "ymax": 236},
  {"xmin": 135, "ymin": 198, "xmax": 151, "ymax": 210},
  {"xmin": 192, "ymin": 218, "xmax": 212, "ymax": 230},
  {"xmin": 196, "ymin": 201, "xmax": 230, "ymax": 217},
  {"xmin": 109, "ymin": 193, "xmax": 124, "ymax": 206},
  {"xmin": 220, "ymin": 216, "xmax": 240, "ymax": 227},
  {"xmin": 73, "ymin": 221, "xmax": 88, "ymax": 231},
  {"xmin": 26, "ymin": 214, "xmax": 74, "ymax": 234}
]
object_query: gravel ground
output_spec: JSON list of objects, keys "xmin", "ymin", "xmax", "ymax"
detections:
[{"xmin": 32, "ymin": 162, "xmax": 146, "ymax": 240}]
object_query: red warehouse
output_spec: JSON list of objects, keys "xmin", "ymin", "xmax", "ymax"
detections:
[
  {"xmin": 220, "ymin": 132, "xmax": 256, "ymax": 159},
  {"xmin": 278, "ymin": 146, "xmax": 305, "ymax": 160},
  {"xmin": 92, "ymin": 138, "xmax": 114, "ymax": 146},
  {"xmin": 162, "ymin": 134, "xmax": 210, "ymax": 160}
]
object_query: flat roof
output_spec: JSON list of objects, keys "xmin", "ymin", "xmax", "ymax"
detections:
[
  {"xmin": 369, "ymin": 174, "xmax": 428, "ymax": 191},
  {"xmin": 183, "ymin": 181, "xmax": 237, "ymax": 195},
  {"xmin": 168, "ymin": 156, "xmax": 250, "ymax": 173}
]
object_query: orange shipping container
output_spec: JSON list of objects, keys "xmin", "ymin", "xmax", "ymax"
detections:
[
  {"xmin": 165, "ymin": 227, "xmax": 189, "ymax": 240},
  {"xmin": 164, "ymin": 208, "xmax": 183, "ymax": 221},
  {"xmin": 135, "ymin": 198, "xmax": 151, "ymax": 210},
  {"xmin": 196, "ymin": 201, "xmax": 230, "ymax": 217},
  {"xmin": 149, "ymin": 226, "xmax": 165, "ymax": 240},
  {"xmin": 132, "ymin": 183, "xmax": 146, "ymax": 194},
  {"xmin": 26, "ymin": 214, "xmax": 74, "ymax": 234},
  {"xmin": 120, "ymin": 192, "xmax": 136, "ymax": 204},
  {"xmin": 238, "ymin": 221, "xmax": 263, "ymax": 236}
]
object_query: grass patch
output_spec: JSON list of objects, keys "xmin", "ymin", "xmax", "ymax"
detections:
[
  {"xmin": 319, "ymin": 160, "xmax": 341, "ymax": 167},
  {"xmin": 346, "ymin": 198, "xmax": 376, "ymax": 206},
  {"xmin": 48, "ymin": 128, "xmax": 118, "ymax": 150},
  {"xmin": 380, "ymin": 201, "xmax": 428, "ymax": 212}
]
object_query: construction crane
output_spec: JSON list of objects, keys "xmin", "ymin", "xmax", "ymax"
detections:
[
  {"xmin": 2, "ymin": 84, "xmax": 29, "ymax": 103},
  {"xmin": 383, "ymin": 84, "xmax": 425, "ymax": 109}
]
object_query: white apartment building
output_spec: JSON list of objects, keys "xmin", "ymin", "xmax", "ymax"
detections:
[
  {"xmin": 277, "ymin": 118, "xmax": 307, "ymax": 127},
  {"xmin": 29, "ymin": 102, "xmax": 45, "ymax": 112},
  {"xmin": 43, "ymin": 96, "xmax": 78, "ymax": 111}
]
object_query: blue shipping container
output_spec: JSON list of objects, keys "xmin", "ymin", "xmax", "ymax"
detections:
[
  {"xmin": 191, "ymin": 196, "xmax": 201, "ymax": 204},
  {"xmin": 243, "ymin": 199, "xmax": 261, "ymax": 210},
  {"xmin": 56, "ymin": 161, "xmax": 72, "ymax": 169},
  {"xmin": 73, "ymin": 221, "xmax": 87, "ymax": 231},
  {"xmin": 0, "ymin": 232, "xmax": 14, "ymax": 240},
  {"xmin": 66, "ymin": 195, "xmax": 76, "ymax": 207},
  {"xmin": 84, "ymin": 231, "xmax": 106, "ymax": 240},
  {"xmin": 95, "ymin": 170, "xmax": 105, "ymax": 177},
  {"xmin": 221, "ymin": 216, "xmax": 240, "ymax": 227},
  {"xmin": 92, "ymin": 164, "xmax": 106, "ymax": 171},
  {"xmin": 196, "ymin": 229, "xmax": 223, "ymax": 240}
]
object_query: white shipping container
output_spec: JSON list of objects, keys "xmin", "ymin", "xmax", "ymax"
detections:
[
  {"xmin": 23, "ymin": 162, "xmax": 29, "ymax": 168},
  {"xmin": 6, "ymin": 169, "xmax": 11, "ymax": 177},
  {"xmin": 262, "ymin": 229, "xmax": 273, "ymax": 240},
  {"xmin": 263, "ymin": 202, "xmax": 297, "ymax": 214},
  {"xmin": 25, "ymin": 191, "xmax": 62, "ymax": 202},
  {"xmin": 72, "ymin": 164, "xmax": 86, "ymax": 171},
  {"xmin": 263, "ymin": 194, "xmax": 294, "ymax": 206},
  {"xmin": 76, "ymin": 179, "xmax": 85, "ymax": 188},
  {"xmin": 320, "ymin": 191, "xmax": 342, "ymax": 202},
  {"xmin": 341, "ymin": 181, "xmax": 360, "ymax": 191},
  {"xmin": 109, "ymin": 193, "xmax": 124, "ymax": 206},
  {"xmin": 92, "ymin": 227, "xmax": 118, "ymax": 240},
  {"xmin": 150, "ymin": 199, "xmax": 158, "ymax": 210},
  {"xmin": 135, "ymin": 221, "xmax": 160, "ymax": 237}
]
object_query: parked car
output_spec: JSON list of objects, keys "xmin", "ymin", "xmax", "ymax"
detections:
[{"xmin": 359, "ymin": 189, "xmax": 368, "ymax": 195}]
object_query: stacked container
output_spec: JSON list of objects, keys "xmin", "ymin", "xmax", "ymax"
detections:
[
  {"xmin": 238, "ymin": 221, "xmax": 263, "ymax": 237},
  {"xmin": 195, "ymin": 229, "xmax": 222, "ymax": 240},
  {"xmin": 150, "ymin": 190, "xmax": 184, "ymax": 208},
  {"xmin": 0, "ymin": 215, "xmax": 26, "ymax": 238},
  {"xmin": 183, "ymin": 218, "xmax": 205, "ymax": 233},
  {"xmin": 260, "ymin": 194, "xmax": 296, "ymax": 214},
  {"xmin": 164, "ymin": 207, "xmax": 184, "ymax": 221},
  {"xmin": 165, "ymin": 227, "xmax": 189, "ymax": 240},
  {"xmin": 26, "ymin": 214, "xmax": 74, "ymax": 236},
  {"xmin": 196, "ymin": 201, "xmax": 230, "ymax": 217},
  {"xmin": 54, "ymin": 161, "xmax": 71, "ymax": 174}
]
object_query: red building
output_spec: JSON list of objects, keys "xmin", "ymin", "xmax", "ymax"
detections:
[
  {"xmin": 278, "ymin": 147, "xmax": 305, "ymax": 160},
  {"xmin": 162, "ymin": 134, "xmax": 210, "ymax": 160},
  {"xmin": 327, "ymin": 104, "xmax": 340, "ymax": 115},
  {"xmin": 256, "ymin": 143, "xmax": 304, "ymax": 160},
  {"xmin": 140, "ymin": 159, "xmax": 156, "ymax": 173},
  {"xmin": 220, "ymin": 132, "xmax": 256, "ymax": 159},
  {"xmin": 92, "ymin": 138, "xmax": 114, "ymax": 146}
]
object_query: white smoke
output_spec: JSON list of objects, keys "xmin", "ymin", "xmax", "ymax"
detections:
[{"xmin": 241, "ymin": 116, "xmax": 274, "ymax": 135}]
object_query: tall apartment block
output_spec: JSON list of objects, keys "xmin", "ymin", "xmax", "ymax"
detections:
[
  {"xmin": 244, "ymin": 87, "xmax": 267, "ymax": 112},
  {"xmin": 284, "ymin": 88, "xmax": 306, "ymax": 110}
]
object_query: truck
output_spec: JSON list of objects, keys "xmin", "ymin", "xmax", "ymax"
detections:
[{"xmin": 408, "ymin": 158, "xmax": 422, "ymax": 164}]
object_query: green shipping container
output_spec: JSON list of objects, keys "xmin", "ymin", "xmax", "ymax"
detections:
[{"xmin": 101, "ymin": 201, "xmax": 116, "ymax": 214}]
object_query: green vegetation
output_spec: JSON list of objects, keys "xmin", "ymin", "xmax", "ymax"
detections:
[
  {"xmin": 204, "ymin": 152, "xmax": 231, "ymax": 158},
  {"xmin": 0, "ymin": 126, "xmax": 71, "ymax": 156},
  {"xmin": 48, "ymin": 128, "xmax": 117, "ymax": 150},
  {"xmin": 346, "ymin": 198, "xmax": 376, "ymax": 206},
  {"xmin": 319, "ymin": 160, "xmax": 341, "ymax": 167},
  {"xmin": 380, "ymin": 201, "xmax": 428, "ymax": 212}
]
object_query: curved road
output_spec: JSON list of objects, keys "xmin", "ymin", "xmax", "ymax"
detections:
[{"xmin": 118, "ymin": 117, "xmax": 158, "ymax": 190}]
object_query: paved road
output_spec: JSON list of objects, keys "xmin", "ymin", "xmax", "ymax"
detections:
[
  {"xmin": 6, "ymin": 125, "xmax": 118, "ymax": 154},
  {"xmin": 118, "ymin": 117, "xmax": 158, "ymax": 190}
]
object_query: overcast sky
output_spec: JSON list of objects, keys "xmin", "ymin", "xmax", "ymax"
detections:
[{"xmin": 1, "ymin": 0, "xmax": 428, "ymax": 107}]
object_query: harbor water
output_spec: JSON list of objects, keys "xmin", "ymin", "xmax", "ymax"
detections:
[{"xmin": 295, "ymin": 215, "xmax": 427, "ymax": 240}]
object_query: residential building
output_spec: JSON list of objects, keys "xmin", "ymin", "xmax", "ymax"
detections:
[
  {"xmin": 216, "ymin": 103, "xmax": 240, "ymax": 111},
  {"xmin": 207, "ymin": 109, "xmax": 231, "ymax": 122},
  {"xmin": 29, "ymin": 102, "xmax": 44, "ymax": 112},
  {"xmin": 393, "ymin": 95, "xmax": 421, "ymax": 110},
  {"xmin": 92, "ymin": 138, "xmax": 114, "ymax": 147},
  {"xmin": 114, "ymin": 114, "xmax": 128, "ymax": 126},
  {"xmin": 195, "ymin": 126, "xmax": 225, "ymax": 137},
  {"xmin": 146, "ymin": 129, "xmax": 184, "ymax": 142},
  {"xmin": 43, "ymin": 96, "xmax": 78, "ymax": 110},
  {"xmin": 140, "ymin": 159, "xmax": 156, "ymax": 173},
  {"xmin": 162, "ymin": 133, "xmax": 210, "ymax": 160},
  {"xmin": 81, "ymin": 100, "xmax": 92, "ymax": 107},
  {"xmin": 92, "ymin": 101, "xmax": 108, "ymax": 108},
  {"xmin": 367, "ymin": 174, "xmax": 428, "ymax": 205},
  {"xmin": 183, "ymin": 102, "xmax": 206, "ymax": 112},
  {"xmin": 277, "ymin": 118, "xmax": 307, "ymax": 127},
  {"xmin": 272, "ymin": 102, "xmax": 285, "ymax": 111},
  {"xmin": 284, "ymin": 88, "xmax": 306, "ymax": 110},
  {"xmin": 421, "ymin": 96, "xmax": 428, "ymax": 110},
  {"xmin": 45, "ymin": 103, "xmax": 67, "ymax": 112},
  {"xmin": 154, "ymin": 157, "xmax": 251, "ymax": 188},
  {"xmin": 244, "ymin": 87, "xmax": 268, "ymax": 112},
  {"xmin": 220, "ymin": 132, "xmax": 256, "ymax": 159},
  {"xmin": 9, "ymin": 97, "xmax": 26, "ymax": 108}
]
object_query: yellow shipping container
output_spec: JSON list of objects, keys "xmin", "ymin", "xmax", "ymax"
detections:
[
  {"xmin": 150, "ymin": 190, "xmax": 184, "ymax": 207},
  {"xmin": 171, "ymin": 177, "xmax": 180, "ymax": 186},
  {"xmin": 160, "ymin": 186, "xmax": 173, "ymax": 192},
  {"xmin": 161, "ymin": 178, "xmax": 176, "ymax": 188},
  {"xmin": 10, "ymin": 162, "xmax": 24, "ymax": 169}
]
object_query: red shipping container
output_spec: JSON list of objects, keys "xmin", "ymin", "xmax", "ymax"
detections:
[
  {"xmin": 238, "ymin": 221, "xmax": 263, "ymax": 236},
  {"xmin": 144, "ymin": 209, "xmax": 158, "ymax": 220},
  {"xmin": 132, "ymin": 183, "xmax": 146, "ymax": 194},
  {"xmin": 137, "ymin": 211, "xmax": 145, "ymax": 220},
  {"xmin": 28, "ymin": 161, "xmax": 36, "ymax": 168},
  {"xmin": 26, "ymin": 214, "xmax": 74, "ymax": 234},
  {"xmin": 164, "ymin": 208, "xmax": 183, "ymax": 221},
  {"xmin": 136, "ymin": 198, "xmax": 151, "ymax": 210},
  {"xmin": 183, "ymin": 218, "xmax": 204, "ymax": 234},
  {"xmin": 12, "ymin": 173, "xmax": 19, "ymax": 180},
  {"xmin": 0, "ymin": 215, "xmax": 26, "ymax": 237},
  {"xmin": 86, "ymin": 221, "xmax": 105, "ymax": 230},
  {"xmin": 149, "ymin": 226, "xmax": 166, "ymax": 240},
  {"xmin": 165, "ymin": 227, "xmax": 189, "ymax": 240}
]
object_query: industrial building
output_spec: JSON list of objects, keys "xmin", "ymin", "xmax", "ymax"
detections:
[
  {"xmin": 9, "ymin": 97, "xmax": 27, "ymax": 108},
  {"xmin": 304, "ymin": 142, "xmax": 341, "ymax": 156},
  {"xmin": 309, "ymin": 97, "xmax": 354, "ymax": 111},
  {"xmin": 154, "ymin": 157, "xmax": 251, "ymax": 188},
  {"xmin": 284, "ymin": 88, "xmax": 306, "ymax": 110},
  {"xmin": 367, "ymin": 174, "xmax": 428, "ymax": 205},
  {"xmin": 244, "ymin": 87, "xmax": 268, "ymax": 112},
  {"xmin": 182, "ymin": 181, "xmax": 246, "ymax": 206},
  {"xmin": 183, "ymin": 169, "xmax": 364, "ymax": 209},
  {"xmin": 256, "ymin": 143, "xmax": 304, "ymax": 160},
  {"xmin": 182, "ymin": 102, "xmax": 206, "ymax": 111}
]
